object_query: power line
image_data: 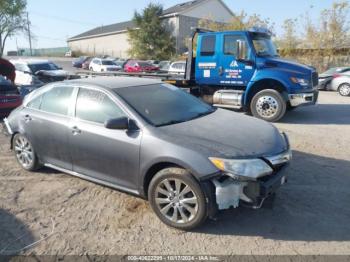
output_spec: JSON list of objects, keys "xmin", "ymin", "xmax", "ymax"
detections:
[{"xmin": 30, "ymin": 11, "xmax": 97, "ymax": 26}]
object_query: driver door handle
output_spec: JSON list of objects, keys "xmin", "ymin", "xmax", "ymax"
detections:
[
  {"xmin": 218, "ymin": 66, "xmax": 224, "ymax": 76},
  {"xmin": 71, "ymin": 126, "xmax": 81, "ymax": 135}
]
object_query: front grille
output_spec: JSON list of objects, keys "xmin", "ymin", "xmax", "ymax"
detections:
[{"xmin": 312, "ymin": 72, "xmax": 319, "ymax": 87}]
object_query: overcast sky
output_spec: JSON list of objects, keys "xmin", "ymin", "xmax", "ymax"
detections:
[{"xmin": 5, "ymin": 0, "xmax": 339, "ymax": 52}]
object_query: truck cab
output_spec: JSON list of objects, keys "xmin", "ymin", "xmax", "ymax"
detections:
[{"xmin": 187, "ymin": 28, "xmax": 319, "ymax": 122}]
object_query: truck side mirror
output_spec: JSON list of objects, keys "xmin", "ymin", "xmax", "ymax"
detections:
[{"xmin": 236, "ymin": 40, "xmax": 248, "ymax": 61}]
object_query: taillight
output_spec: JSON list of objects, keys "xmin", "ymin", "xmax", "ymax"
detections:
[{"xmin": 333, "ymin": 73, "xmax": 341, "ymax": 78}]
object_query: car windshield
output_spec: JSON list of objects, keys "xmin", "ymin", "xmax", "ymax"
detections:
[
  {"xmin": 115, "ymin": 84, "xmax": 216, "ymax": 127},
  {"xmin": 28, "ymin": 63, "xmax": 60, "ymax": 73},
  {"xmin": 252, "ymin": 34, "xmax": 278, "ymax": 57},
  {"xmin": 102, "ymin": 60, "xmax": 115, "ymax": 65}
]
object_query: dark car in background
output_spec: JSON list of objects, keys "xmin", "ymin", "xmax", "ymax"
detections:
[
  {"xmin": 0, "ymin": 76, "xmax": 22, "ymax": 118},
  {"xmin": 82, "ymin": 57, "xmax": 93, "ymax": 70},
  {"xmin": 124, "ymin": 60, "xmax": 159, "ymax": 73},
  {"xmin": 318, "ymin": 67, "xmax": 350, "ymax": 90},
  {"xmin": 73, "ymin": 56, "xmax": 91, "ymax": 68},
  {"xmin": 4, "ymin": 77, "xmax": 291, "ymax": 230}
]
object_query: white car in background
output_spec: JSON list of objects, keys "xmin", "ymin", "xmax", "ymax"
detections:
[
  {"xmin": 89, "ymin": 58, "xmax": 120, "ymax": 72},
  {"xmin": 168, "ymin": 61, "xmax": 186, "ymax": 75},
  {"xmin": 11, "ymin": 59, "xmax": 69, "ymax": 86}
]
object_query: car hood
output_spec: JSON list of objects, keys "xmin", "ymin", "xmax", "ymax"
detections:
[
  {"xmin": 319, "ymin": 73, "xmax": 332, "ymax": 78},
  {"xmin": 156, "ymin": 109, "xmax": 288, "ymax": 158},
  {"xmin": 260, "ymin": 57, "xmax": 315, "ymax": 76}
]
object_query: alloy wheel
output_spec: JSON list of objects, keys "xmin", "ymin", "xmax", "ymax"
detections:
[
  {"xmin": 154, "ymin": 178, "xmax": 199, "ymax": 224},
  {"xmin": 339, "ymin": 84, "xmax": 350, "ymax": 96},
  {"xmin": 14, "ymin": 135, "xmax": 34, "ymax": 169}
]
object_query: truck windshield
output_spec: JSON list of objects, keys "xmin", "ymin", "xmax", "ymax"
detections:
[
  {"xmin": 115, "ymin": 84, "xmax": 216, "ymax": 127},
  {"xmin": 252, "ymin": 35, "xmax": 278, "ymax": 57}
]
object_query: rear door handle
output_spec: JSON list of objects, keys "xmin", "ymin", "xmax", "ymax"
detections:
[
  {"xmin": 71, "ymin": 126, "xmax": 81, "ymax": 135},
  {"xmin": 24, "ymin": 114, "xmax": 32, "ymax": 122}
]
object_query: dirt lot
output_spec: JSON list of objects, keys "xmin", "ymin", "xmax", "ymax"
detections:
[{"xmin": 0, "ymin": 91, "xmax": 349, "ymax": 256}]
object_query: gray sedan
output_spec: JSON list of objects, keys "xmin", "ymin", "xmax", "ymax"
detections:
[
  {"xmin": 330, "ymin": 72, "xmax": 350, "ymax": 96},
  {"xmin": 3, "ymin": 77, "xmax": 291, "ymax": 230}
]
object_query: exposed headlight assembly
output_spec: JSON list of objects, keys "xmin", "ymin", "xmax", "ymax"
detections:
[
  {"xmin": 209, "ymin": 157, "xmax": 273, "ymax": 180},
  {"xmin": 290, "ymin": 77, "xmax": 310, "ymax": 87}
]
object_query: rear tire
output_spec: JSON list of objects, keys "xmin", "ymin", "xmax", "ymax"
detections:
[
  {"xmin": 250, "ymin": 89, "xmax": 287, "ymax": 122},
  {"xmin": 148, "ymin": 168, "xmax": 207, "ymax": 230},
  {"xmin": 338, "ymin": 83, "xmax": 350, "ymax": 96},
  {"xmin": 13, "ymin": 134, "xmax": 41, "ymax": 171}
]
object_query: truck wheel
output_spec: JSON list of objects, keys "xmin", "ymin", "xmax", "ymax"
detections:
[
  {"xmin": 148, "ymin": 168, "xmax": 207, "ymax": 230},
  {"xmin": 338, "ymin": 84, "xmax": 350, "ymax": 96},
  {"xmin": 250, "ymin": 89, "xmax": 287, "ymax": 122}
]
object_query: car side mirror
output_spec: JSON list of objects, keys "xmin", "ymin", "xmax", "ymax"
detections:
[
  {"xmin": 105, "ymin": 117, "xmax": 138, "ymax": 130},
  {"xmin": 236, "ymin": 40, "xmax": 248, "ymax": 61}
]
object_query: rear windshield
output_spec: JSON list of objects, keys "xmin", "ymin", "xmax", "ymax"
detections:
[
  {"xmin": 138, "ymin": 62, "xmax": 153, "ymax": 67},
  {"xmin": 28, "ymin": 63, "xmax": 60, "ymax": 73}
]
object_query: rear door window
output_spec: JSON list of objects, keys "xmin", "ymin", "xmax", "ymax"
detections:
[
  {"xmin": 200, "ymin": 35, "xmax": 216, "ymax": 56},
  {"xmin": 75, "ymin": 88, "xmax": 126, "ymax": 124},
  {"xmin": 27, "ymin": 95, "xmax": 42, "ymax": 110},
  {"xmin": 40, "ymin": 86, "xmax": 74, "ymax": 115}
]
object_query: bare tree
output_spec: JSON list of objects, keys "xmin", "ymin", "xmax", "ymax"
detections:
[
  {"xmin": 198, "ymin": 11, "xmax": 274, "ymax": 33},
  {"xmin": 278, "ymin": 19, "xmax": 299, "ymax": 53},
  {"xmin": 0, "ymin": 0, "xmax": 28, "ymax": 57}
]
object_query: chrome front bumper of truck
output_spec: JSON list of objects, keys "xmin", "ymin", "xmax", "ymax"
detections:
[{"xmin": 288, "ymin": 90, "xmax": 319, "ymax": 107}]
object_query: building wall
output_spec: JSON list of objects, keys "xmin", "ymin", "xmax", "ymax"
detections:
[
  {"xmin": 177, "ymin": 15, "xmax": 201, "ymax": 53},
  {"xmin": 68, "ymin": 32, "xmax": 129, "ymax": 58},
  {"xmin": 181, "ymin": 0, "xmax": 233, "ymax": 22}
]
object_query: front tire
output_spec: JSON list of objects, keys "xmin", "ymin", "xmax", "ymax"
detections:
[
  {"xmin": 148, "ymin": 168, "xmax": 207, "ymax": 230},
  {"xmin": 13, "ymin": 134, "xmax": 41, "ymax": 171},
  {"xmin": 338, "ymin": 83, "xmax": 350, "ymax": 96},
  {"xmin": 250, "ymin": 89, "xmax": 287, "ymax": 122}
]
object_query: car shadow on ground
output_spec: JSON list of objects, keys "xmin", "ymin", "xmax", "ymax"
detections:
[
  {"xmin": 198, "ymin": 150, "xmax": 350, "ymax": 242},
  {"xmin": 281, "ymin": 103, "xmax": 350, "ymax": 125},
  {"xmin": 0, "ymin": 209, "xmax": 35, "ymax": 257}
]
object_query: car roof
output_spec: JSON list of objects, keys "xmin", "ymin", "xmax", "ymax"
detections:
[
  {"xmin": 10, "ymin": 59, "xmax": 51, "ymax": 65},
  {"xmin": 67, "ymin": 76, "xmax": 161, "ymax": 90}
]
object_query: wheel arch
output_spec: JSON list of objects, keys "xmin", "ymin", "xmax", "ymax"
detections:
[
  {"xmin": 142, "ymin": 162, "xmax": 196, "ymax": 199},
  {"xmin": 244, "ymin": 78, "xmax": 289, "ymax": 107}
]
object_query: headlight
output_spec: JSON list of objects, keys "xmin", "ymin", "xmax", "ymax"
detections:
[
  {"xmin": 290, "ymin": 77, "xmax": 310, "ymax": 87},
  {"xmin": 209, "ymin": 158, "xmax": 273, "ymax": 180}
]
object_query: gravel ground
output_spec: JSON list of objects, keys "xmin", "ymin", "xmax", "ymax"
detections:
[{"xmin": 0, "ymin": 91, "xmax": 349, "ymax": 256}]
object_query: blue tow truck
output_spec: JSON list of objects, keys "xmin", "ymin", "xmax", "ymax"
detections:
[{"xmin": 167, "ymin": 28, "xmax": 319, "ymax": 122}]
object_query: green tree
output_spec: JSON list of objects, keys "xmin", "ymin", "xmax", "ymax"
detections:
[
  {"xmin": 0, "ymin": 0, "xmax": 28, "ymax": 57},
  {"xmin": 127, "ymin": 3, "xmax": 175, "ymax": 60}
]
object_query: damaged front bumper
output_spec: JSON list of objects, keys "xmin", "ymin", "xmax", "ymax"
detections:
[{"xmin": 207, "ymin": 150, "xmax": 291, "ymax": 212}]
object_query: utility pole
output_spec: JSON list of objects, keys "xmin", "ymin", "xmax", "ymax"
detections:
[{"xmin": 26, "ymin": 12, "xmax": 33, "ymax": 56}]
